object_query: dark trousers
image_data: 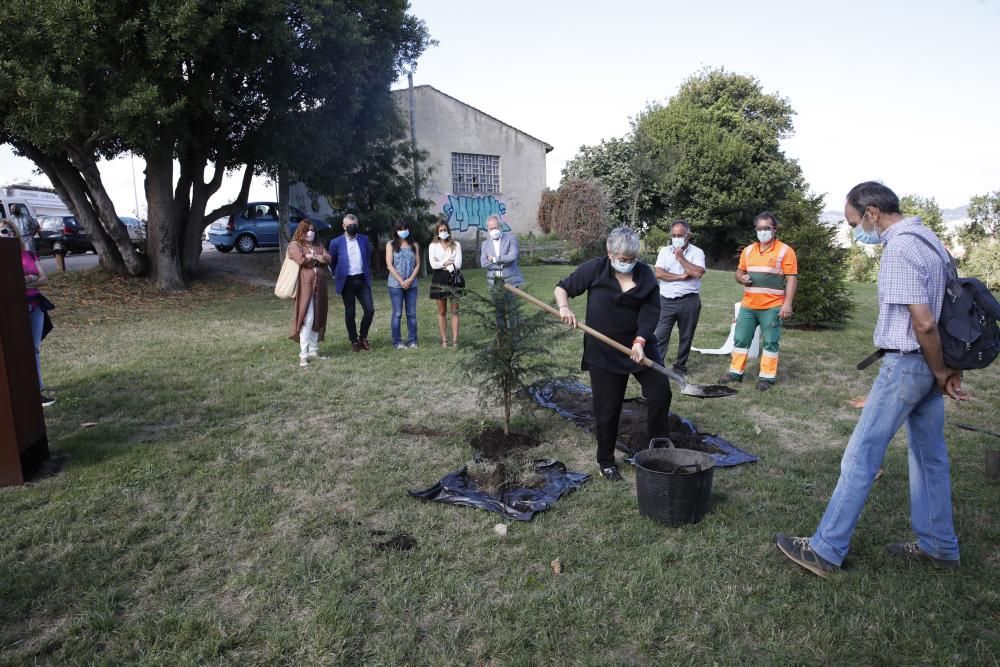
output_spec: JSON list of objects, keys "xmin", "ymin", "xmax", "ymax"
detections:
[
  {"xmin": 655, "ymin": 293, "xmax": 701, "ymax": 373},
  {"xmin": 589, "ymin": 365, "xmax": 672, "ymax": 468},
  {"xmin": 341, "ymin": 274, "xmax": 375, "ymax": 343}
]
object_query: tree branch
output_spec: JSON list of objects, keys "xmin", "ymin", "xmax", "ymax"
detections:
[{"xmin": 203, "ymin": 161, "xmax": 254, "ymax": 225}]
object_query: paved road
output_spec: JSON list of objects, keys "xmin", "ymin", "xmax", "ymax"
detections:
[{"xmin": 37, "ymin": 242, "xmax": 279, "ymax": 274}]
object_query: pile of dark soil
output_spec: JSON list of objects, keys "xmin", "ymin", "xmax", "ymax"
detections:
[
  {"xmin": 466, "ymin": 428, "xmax": 543, "ymax": 494},
  {"xmin": 469, "ymin": 428, "xmax": 539, "ymax": 460},
  {"xmin": 618, "ymin": 407, "xmax": 724, "ymax": 456},
  {"xmin": 537, "ymin": 385, "xmax": 723, "ymax": 455}
]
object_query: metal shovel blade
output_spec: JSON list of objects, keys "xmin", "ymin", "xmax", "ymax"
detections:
[{"xmin": 653, "ymin": 362, "xmax": 738, "ymax": 399}]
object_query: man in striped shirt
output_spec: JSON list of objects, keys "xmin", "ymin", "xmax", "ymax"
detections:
[
  {"xmin": 719, "ymin": 211, "xmax": 798, "ymax": 391},
  {"xmin": 775, "ymin": 181, "xmax": 968, "ymax": 578}
]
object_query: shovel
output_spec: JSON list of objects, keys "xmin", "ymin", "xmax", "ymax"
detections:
[{"xmin": 504, "ymin": 284, "xmax": 737, "ymax": 398}]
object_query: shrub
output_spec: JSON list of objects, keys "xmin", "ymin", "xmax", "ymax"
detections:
[
  {"xmin": 845, "ymin": 243, "xmax": 880, "ymax": 283},
  {"xmin": 962, "ymin": 239, "xmax": 1000, "ymax": 290},
  {"xmin": 537, "ymin": 189, "xmax": 556, "ymax": 234},
  {"xmin": 550, "ymin": 179, "xmax": 613, "ymax": 258},
  {"xmin": 777, "ymin": 192, "xmax": 855, "ymax": 328}
]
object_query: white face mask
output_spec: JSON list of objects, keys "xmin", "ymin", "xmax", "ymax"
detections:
[
  {"xmin": 305, "ymin": 231, "xmax": 315, "ymax": 242},
  {"xmin": 756, "ymin": 229, "xmax": 774, "ymax": 243},
  {"xmin": 610, "ymin": 257, "xmax": 637, "ymax": 274},
  {"xmin": 489, "ymin": 229, "xmax": 502, "ymax": 240},
  {"xmin": 671, "ymin": 236, "xmax": 686, "ymax": 250},
  {"xmin": 438, "ymin": 231, "xmax": 450, "ymax": 240}
]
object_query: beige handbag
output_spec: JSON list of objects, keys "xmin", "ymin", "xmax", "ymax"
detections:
[{"xmin": 274, "ymin": 249, "xmax": 299, "ymax": 299}]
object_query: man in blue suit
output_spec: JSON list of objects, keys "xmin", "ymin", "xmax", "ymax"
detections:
[{"xmin": 328, "ymin": 214, "xmax": 375, "ymax": 352}]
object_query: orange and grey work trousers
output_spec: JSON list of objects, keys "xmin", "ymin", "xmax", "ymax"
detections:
[{"xmin": 728, "ymin": 305, "xmax": 782, "ymax": 383}]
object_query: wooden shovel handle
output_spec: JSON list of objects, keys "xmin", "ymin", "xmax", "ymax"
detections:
[{"xmin": 504, "ymin": 283, "xmax": 660, "ymax": 372}]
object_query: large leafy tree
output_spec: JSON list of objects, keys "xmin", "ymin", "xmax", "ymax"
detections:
[
  {"xmin": 635, "ymin": 68, "xmax": 804, "ymax": 262},
  {"xmin": 0, "ymin": 0, "xmax": 430, "ymax": 289},
  {"xmin": 900, "ymin": 194, "xmax": 945, "ymax": 237},
  {"xmin": 960, "ymin": 191, "xmax": 1000, "ymax": 247}
]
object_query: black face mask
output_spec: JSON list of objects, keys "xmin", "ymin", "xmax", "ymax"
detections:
[{"xmin": 345, "ymin": 224, "xmax": 359, "ymax": 236}]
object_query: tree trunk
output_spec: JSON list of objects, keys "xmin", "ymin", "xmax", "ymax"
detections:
[
  {"xmin": 278, "ymin": 165, "xmax": 290, "ymax": 264},
  {"xmin": 13, "ymin": 141, "xmax": 130, "ymax": 276},
  {"xmin": 70, "ymin": 150, "xmax": 148, "ymax": 276},
  {"xmin": 144, "ymin": 148, "xmax": 187, "ymax": 290}
]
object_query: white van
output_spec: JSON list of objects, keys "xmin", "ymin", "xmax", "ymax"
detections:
[{"xmin": 0, "ymin": 186, "xmax": 73, "ymax": 221}]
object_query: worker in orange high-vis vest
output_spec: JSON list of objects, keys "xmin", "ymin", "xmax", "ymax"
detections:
[{"xmin": 719, "ymin": 211, "xmax": 798, "ymax": 391}]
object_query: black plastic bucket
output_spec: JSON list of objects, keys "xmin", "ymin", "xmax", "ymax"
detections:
[{"xmin": 634, "ymin": 438, "xmax": 714, "ymax": 526}]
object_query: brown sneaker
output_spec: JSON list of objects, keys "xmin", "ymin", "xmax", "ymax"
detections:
[
  {"xmin": 359, "ymin": 338, "xmax": 371, "ymax": 351},
  {"xmin": 351, "ymin": 341, "xmax": 361, "ymax": 353},
  {"xmin": 886, "ymin": 542, "xmax": 959, "ymax": 569}
]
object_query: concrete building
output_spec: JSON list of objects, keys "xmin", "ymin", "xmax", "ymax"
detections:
[{"xmin": 390, "ymin": 84, "xmax": 552, "ymax": 236}]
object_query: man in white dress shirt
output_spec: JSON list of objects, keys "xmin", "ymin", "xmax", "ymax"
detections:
[{"xmin": 653, "ymin": 220, "xmax": 706, "ymax": 376}]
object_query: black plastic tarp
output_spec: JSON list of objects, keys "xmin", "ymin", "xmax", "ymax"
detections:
[
  {"xmin": 529, "ymin": 378, "xmax": 759, "ymax": 468},
  {"xmin": 409, "ymin": 459, "xmax": 589, "ymax": 521}
]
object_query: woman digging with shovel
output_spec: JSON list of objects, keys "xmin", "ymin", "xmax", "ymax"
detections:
[{"xmin": 551, "ymin": 227, "xmax": 672, "ymax": 482}]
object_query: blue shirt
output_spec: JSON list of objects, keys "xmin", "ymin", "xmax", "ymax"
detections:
[{"xmin": 874, "ymin": 217, "xmax": 947, "ymax": 351}]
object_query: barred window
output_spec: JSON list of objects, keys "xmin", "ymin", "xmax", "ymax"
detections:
[{"xmin": 451, "ymin": 153, "xmax": 501, "ymax": 195}]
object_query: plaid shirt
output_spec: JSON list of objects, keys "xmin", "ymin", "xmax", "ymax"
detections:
[{"xmin": 874, "ymin": 217, "xmax": 947, "ymax": 350}]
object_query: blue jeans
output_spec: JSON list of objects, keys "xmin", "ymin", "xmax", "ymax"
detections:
[
  {"xmin": 388, "ymin": 286, "xmax": 418, "ymax": 345},
  {"xmin": 29, "ymin": 307, "xmax": 44, "ymax": 390},
  {"xmin": 810, "ymin": 352, "xmax": 960, "ymax": 565}
]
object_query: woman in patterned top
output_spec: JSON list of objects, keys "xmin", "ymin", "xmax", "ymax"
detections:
[{"xmin": 386, "ymin": 220, "xmax": 421, "ymax": 349}]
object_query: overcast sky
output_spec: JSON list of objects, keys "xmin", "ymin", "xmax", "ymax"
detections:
[{"xmin": 2, "ymin": 0, "xmax": 998, "ymax": 215}]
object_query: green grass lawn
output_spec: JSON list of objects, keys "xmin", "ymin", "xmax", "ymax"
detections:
[{"xmin": 2, "ymin": 263, "xmax": 998, "ymax": 664}]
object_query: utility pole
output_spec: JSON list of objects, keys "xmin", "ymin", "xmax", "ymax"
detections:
[{"xmin": 408, "ymin": 71, "xmax": 420, "ymax": 201}]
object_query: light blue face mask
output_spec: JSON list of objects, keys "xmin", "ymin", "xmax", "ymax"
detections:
[
  {"xmin": 397, "ymin": 229, "xmax": 410, "ymax": 239},
  {"xmin": 852, "ymin": 214, "xmax": 880, "ymax": 244},
  {"xmin": 756, "ymin": 229, "xmax": 774, "ymax": 243},
  {"xmin": 610, "ymin": 258, "xmax": 637, "ymax": 274},
  {"xmin": 671, "ymin": 237, "xmax": 686, "ymax": 249}
]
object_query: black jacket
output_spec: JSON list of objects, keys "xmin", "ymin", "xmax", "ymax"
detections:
[{"xmin": 557, "ymin": 256, "xmax": 662, "ymax": 374}]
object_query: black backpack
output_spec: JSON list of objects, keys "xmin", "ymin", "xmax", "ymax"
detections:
[{"xmin": 901, "ymin": 232, "xmax": 1000, "ymax": 370}]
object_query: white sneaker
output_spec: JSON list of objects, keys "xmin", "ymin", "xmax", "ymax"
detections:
[{"xmin": 299, "ymin": 357, "xmax": 309, "ymax": 368}]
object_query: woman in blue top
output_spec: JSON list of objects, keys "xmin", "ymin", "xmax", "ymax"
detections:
[{"xmin": 386, "ymin": 220, "xmax": 421, "ymax": 349}]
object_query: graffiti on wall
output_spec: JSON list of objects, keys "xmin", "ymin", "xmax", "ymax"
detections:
[{"xmin": 442, "ymin": 194, "xmax": 511, "ymax": 232}]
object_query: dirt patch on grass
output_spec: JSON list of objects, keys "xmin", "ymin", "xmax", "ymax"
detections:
[
  {"xmin": 371, "ymin": 531, "xmax": 417, "ymax": 552},
  {"xmin": 469, "ymin": 428, "xmax": 539, "ymax": 459}
]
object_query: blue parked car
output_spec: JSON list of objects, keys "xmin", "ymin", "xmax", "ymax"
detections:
[{"xmin": 207, "ymin": 202, "xmax": 330, "ymax": 253}]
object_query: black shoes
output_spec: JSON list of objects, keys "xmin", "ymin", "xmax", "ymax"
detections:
[
  {"xmin": 718, "ymin": 374, "xmax": 741, "ymax": 385},
  {"xmin": 40, "ymin": 393, "xmax": 56, "ymax": 407},
  {"xmin": 756, "ymin": 380, "xmax": 774, "ymax": 392},
  {"xmin": 774, "ymin": 533, "xmax": 841, "ymax": 578},
  {"xmin": 598, "ymin": 465, "xmax": 624, "ymax": 482},
  {"xmin": 886, "ymin": 542, "xmax": 960, "ymax": 570}
]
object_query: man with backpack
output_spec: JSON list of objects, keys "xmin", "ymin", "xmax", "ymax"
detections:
[{"xmin": 775, "ymin": 181, "xmax": 970, "ymax": 577}]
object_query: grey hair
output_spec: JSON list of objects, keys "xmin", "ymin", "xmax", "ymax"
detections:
[
  {"xmin": 670, "ymin": 219, "xmax": 691, "ymax": 234},
  {"xmin": 605, "ymin": 226, "xmax": 640, "ymax": 257},
  {"xmin": 343, "ymin": 213, "xmax": 359, "ymax": 224},
  {"xmin": 486, "ymin": 215, "xmax": 501, "ymax": 227}
]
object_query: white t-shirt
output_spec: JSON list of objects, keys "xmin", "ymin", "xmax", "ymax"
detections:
[
  {"xmin": 655, "ymin": 243, "xmax": 705, "ymax": 298},
  {"xmin": 346, "ymin": 236, "xmax": 362, "ymax": 275}
]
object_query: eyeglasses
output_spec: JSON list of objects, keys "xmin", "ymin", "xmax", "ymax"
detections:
[{"xmin": 0, "ymin": 228, "xmax": 13, "ymax": 237}]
